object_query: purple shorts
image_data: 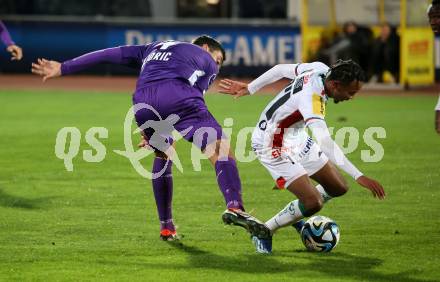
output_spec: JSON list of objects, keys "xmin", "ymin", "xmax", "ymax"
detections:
[{"xmin": 132, "ymin": 79, "xmax": 225, "ymax": 152}]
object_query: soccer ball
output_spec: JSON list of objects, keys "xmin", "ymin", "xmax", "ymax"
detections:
[{"xmin": 300, "ymin": 215, "xmax": 340, "ymax": 252}]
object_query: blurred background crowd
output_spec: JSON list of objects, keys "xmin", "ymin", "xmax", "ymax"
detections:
[
  {"xmin": 0, "ymin": 0, "xmax": 434, "ymax": 86},
  {"xmin": 312, "ymin": 21, "xmax": 400, "ymax": 83},
  {"xmin": 0, "ymin": 0, "xmax": 288, "ymax": 19}
]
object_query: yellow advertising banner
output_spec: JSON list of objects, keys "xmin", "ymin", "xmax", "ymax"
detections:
[
  {"xmin": 301, "ymin": 26, "xmax": 326, "ymax": 62},
  {"xmin": 400, "ymin": 28, "xmax": 434, "ymax": 85}
]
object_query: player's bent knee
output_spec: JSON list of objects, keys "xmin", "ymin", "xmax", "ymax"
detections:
[
  {"xmin": 303, "ymin": 196, "xmax": 323, "ymax": 216},
  {"xmin": 339, "ymin": 183, "xmax": 349, "ymax": 195},
  {"xmin": 333, "ymin": 183, "xmax": 349, "ymax": 197},
  {"xmin": 325, "ymin": 181, "xmax": 349, "ymax": 198},
  {"xmin": 341, "ymin": 184, "xmax": 349, "ymax": 195}
]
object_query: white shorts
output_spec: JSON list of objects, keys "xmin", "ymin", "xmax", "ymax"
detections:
[
  {"xmin": 252, "ymin": 137, "xmax": 328, "ymax": 189},
  {"xmin": 435, "ymin": 95, "xmax": 440, "ymax": 111}
]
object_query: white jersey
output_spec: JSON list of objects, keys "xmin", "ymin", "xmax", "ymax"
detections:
[{"xmin": 251, "ymin": 63, "xmax": 329, "ymax": 152}]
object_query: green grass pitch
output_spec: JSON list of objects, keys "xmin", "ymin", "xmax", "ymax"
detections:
[{"xmin": 0, "ymin": 89, "xmax": 439, "ymax": 281}]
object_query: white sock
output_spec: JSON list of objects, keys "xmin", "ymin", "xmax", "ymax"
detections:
[
  {"xmin": 265, "ymin": 200, "xmax": 304, "ymax": 231},
  {"xmin": 265, "ymin": 184, "xmax": 332, "ymax": 232},
  {"xmin": 316, "ymin": 184, "xmax": 333, "ymax": 203}
]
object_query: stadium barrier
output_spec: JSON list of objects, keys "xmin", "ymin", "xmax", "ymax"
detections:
[
  {"xmin": 301, "ymin": 0, "xmax": 436, "ymax": 86},
  {"xmin": 0, "ymin": 16, "xmax": 300, "ymax": 77}
]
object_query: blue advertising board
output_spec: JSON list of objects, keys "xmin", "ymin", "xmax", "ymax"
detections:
[{"xmin": 0, "ymin": 20, "xmax": 300, "ymax": 76}]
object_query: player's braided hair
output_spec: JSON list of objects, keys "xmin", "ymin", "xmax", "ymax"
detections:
[
  {"xmin": 327, "ymin": 59, "xmax": 366, "ymax": 85},
  {"xmin": 192, "ymin": 35, "xmax": 226, "ymax": 62},
  {"xmin": 429, "ymin": 0, "xmax": 440, "ymax": 13}
]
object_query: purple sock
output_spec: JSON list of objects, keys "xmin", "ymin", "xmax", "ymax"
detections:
[
  {"xmin": 215, "ymin": 157, "xmax": 244, "ymax": 210},
  {"xmin": 152, "ymin": 158, "xmax": 175, "ymax": 231}
]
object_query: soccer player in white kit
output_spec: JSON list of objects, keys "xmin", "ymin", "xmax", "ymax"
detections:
[
  {"xmin": 435, "ymin": 97, "xmax": 440, "ymax": 134},
  {"xmin": 428, "ymin": 0, "xmax": 440, "ymax": 134},
  {"xmin": 219, "ymin": 59, "xmax": 386, "ymax": 253}
]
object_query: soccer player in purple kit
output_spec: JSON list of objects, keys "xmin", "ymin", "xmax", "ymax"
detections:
[
  {"xmin": 0, "ymin": 20, "xmax": 23, "ymax": 61},
  {"xmin": 31, "ymin": 35, "xmax": 271, "ymax": 242}
]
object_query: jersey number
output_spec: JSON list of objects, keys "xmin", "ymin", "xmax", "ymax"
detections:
[
  {"xmin": 156, "ymin": 41, "xmax": 206, "ymax": 86},
  {"xmin": 156, "ymin": 41, "xmax": 180, "ymax": 50},
  {"xmin": 188, "ymin": 70, "xmax": 206, "ymax": 86}
]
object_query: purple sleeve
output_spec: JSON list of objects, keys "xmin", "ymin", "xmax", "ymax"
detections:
[
  {"xmin": 61, "ymin": 45, "xmax": 148, "ymax": 75},
  {"xmin": 0, "ymin": 21, "xmax": 15, "ymax": 47},
  {"xmin": 198, "ymin": 59, "xmax": 218, "ymax": 92}
]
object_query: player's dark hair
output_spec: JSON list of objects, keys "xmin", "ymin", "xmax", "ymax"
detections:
[
  {"xmin": 192, "ymin": 35, "xmax": 226, "ymax": 62},
  {"xmin": 327, "ymin": 59, "xmax": 366, "ymax": 85},
  {"xmin": 430, "ymin": 0, "xmax": 440, "ymax": 13}
]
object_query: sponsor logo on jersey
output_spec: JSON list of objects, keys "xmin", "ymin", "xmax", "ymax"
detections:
[
  {"xmin": 259, "ymin": 120, "xmax": 267, "ymax": 130},
  {"xmin": 298, "ymin": 137, "xmax": 314, "ymax": 159},
  {"xmin": 312, "ymin": 93, "xmax": 326, "ymax": 116},
  {"xmin": 293, "ymin": 76, "xmax": 304, "ymax": 94}
]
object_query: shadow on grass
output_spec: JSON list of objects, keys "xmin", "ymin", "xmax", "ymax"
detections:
[
  {"xmin": 0, "ymin": 188, "xmax": 55, "ymax": 209},
  {"xmin": 143, "ymin": 242, "xmax": 434, "ymax": 282}
]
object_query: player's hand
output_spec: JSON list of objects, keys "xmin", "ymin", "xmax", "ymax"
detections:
[
  {"xmin": 6, "ymin": 44, "xmax": 23, "ymax": 61},
  {"xmin": 218, "ymin": 78, "xmax": 250, "ymax": 99},
  {"xmin": 31, "ymin": 58, "xmax": 61, "ymax": 82},
  {"xmin": 137, "ymin": 134, "xmax": 152, "ymax": 150},
  {"xmin": 356, "ymin": 175, "xmax": 385, "ymax": 200}
]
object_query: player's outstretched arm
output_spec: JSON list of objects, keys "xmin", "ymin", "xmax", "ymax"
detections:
[
  {"xmin": 31, "ymin": 58, "xmax": 61, "ymax": 82},
  {"xmin": 32, "ymin": 46, "xmax": 147, "ymax": 80},
  {"xmin": 220, "ymin": 63, "xmax": 304, "ymax": 98},
  {"xmin": 0, "ymin": 21, "xmax": 23, "ymax": 61},
  {"xmin": 308, "ymin": 119, "xmax": 385, "ymax": 200}
]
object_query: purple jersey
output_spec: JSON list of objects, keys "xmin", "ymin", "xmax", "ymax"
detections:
[
  {"xmin": 137, "ymin": 41, "xmax": 218, "ymax": 94},
  {"xmin": 61, "ymin": 40, "xmax": 218, "ymax": 95},
  {"xmin": 0, "ymin": 21, "xmax": 15, "ymax": 47}
]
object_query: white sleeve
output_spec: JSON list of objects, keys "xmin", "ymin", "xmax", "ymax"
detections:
[
  {"xmin": 247, "ymin": 64, "xmax": 299, "ymax": 94},
  {"xmin": 435, "ymin": 95, "xmax": 440, "ymax": 111},
  {"xmin": 247, "ymin": 62, "xmax": 329, "ymax": 95},
  {"xmin": 307, "ymin": 119, "xmax": 363, "ymax": 180},
  {"xmin": 296, "ymin": 62, "xmax": 329, "ymax": 75}
]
